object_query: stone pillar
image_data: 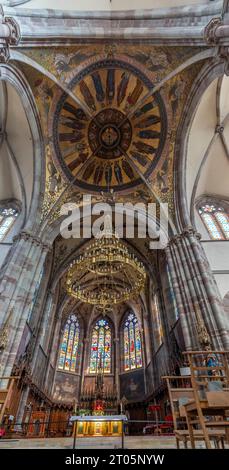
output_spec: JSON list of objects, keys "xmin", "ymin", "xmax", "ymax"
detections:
[
  {"xmin": 28, "ymin": 289, "xmax": 55, "ymax": 390},
  {"xmin": 165, "ymin": 227, "xmax": 229, "ymax": 350},
  {"xmin": 46, "ymin": 313, "xmax": 62, "ymax": 397},
  {"xmin": 0, "ymin": 231, "xmax": 50, "ymax": 383},
  {"xmin": 140, "ymin": 325, "xmax": 148, "ymax": 396},
  {"xmin": 30, "ymin": 288, "xmax": 56, "ymax": 375},
  {"xmin": 113, "ymin": 337, "xmax": 120, "ymax": 399},
  {"xmin": 80, "ymin": 338, "xmax": 89, "ymax": 393},
  {"xmin": 16, "ymin": 385, "xmax": 30, "ymax": 425},
  {"xmin": 39, "ymin": 289, "xmax": 55, "ymax": 353}
]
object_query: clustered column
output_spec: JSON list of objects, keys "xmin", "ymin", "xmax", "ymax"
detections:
[
  {"xmin": 80, "ymin": 337, "xmax": 90, "ymax": 394},
  {"xmin": 0, "ymin": 231, "xmax": 50, "ymax": 383},
  {"xmin": 113, "ymin": 337, "xmax": 120, "ymax": 399},
  {"xmin": 165, "ymin": 226, "xmax": 229, "ymax": 350}
]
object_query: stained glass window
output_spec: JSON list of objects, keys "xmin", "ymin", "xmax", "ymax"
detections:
[
  {"xmin": 0, "ymin": 206, "xmax": 19, "ymax": 242},
  {"xmin": 58, "ymin": 314, "xmax": 80, "ymax": 372},
  {"xmin": 215, "ymin": 212, "xmax": 229, "ymax": 239},
  {"xmin": 123, "ymin": 312, "xmax": 142, "ymax": 371},
  {"xmin": 199, "ymin": 204, "xmax": 229, "ymax": 240},
  {"xmin": 89, "ymin": 318, "xmax": 112, "ymax": 374}
]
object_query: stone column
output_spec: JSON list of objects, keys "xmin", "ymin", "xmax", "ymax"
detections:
[
  {"xmin": 39, "ymin": 289, "xmax": 55, "ymax": 353},
  {"xmin": 80, "ymin": 338, "xmax": 89, "ymax": 394},
  {"xmin": 30, "ymin": 288, "xmax": 56, "ymax": 376},
  {"xmin": 46, "ymin": 312, "xmax": 62, "ymax": 397},
  {"xmin": 139, "ymin": 325, "xmax": 148, "ymax": 396},
  {"xmin": 113, "ymin": 337, "xmax": 120, "ymax": 399},
  {"xmin": 165, "ymin": 227, "xmax": 229, "ymax": 350},
  {"xmin": 0, "ymin": 231, "xmax": 50, "ymax": 384},
  {"xmin": 16, "ymin": 385, "xmax": 30, "ymax": 426}
]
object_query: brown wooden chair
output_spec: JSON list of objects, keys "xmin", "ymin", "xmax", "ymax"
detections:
[
  {"xmin": 0, "ymin": 376, "xmax": 20, "ymax": 424},
  {"xmin": 182, "ymin": 351, "xmax": 229, "ymax": 449},
  {"xmin": 163, "ymin": 375, "xmax": 225, "ymax": 448}
]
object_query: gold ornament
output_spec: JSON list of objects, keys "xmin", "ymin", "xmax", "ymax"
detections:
[{"xmin": 66, "ymin": 216, "xmax": 146, "ymax": 307}]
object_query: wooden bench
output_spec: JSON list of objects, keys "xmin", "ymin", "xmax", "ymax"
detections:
[
  {"xmin": 175, "ymin": 428, "xmax": 225, "ymax": 449},
  {"xmin": 182, "ymin": 351, "xmax": 229, "ymax": 449},
  {"xmin": 163, "ymin": 376, "xmax": 227, "ymax": 448}
]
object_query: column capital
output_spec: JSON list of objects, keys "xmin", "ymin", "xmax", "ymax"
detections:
[
  {"xmin": 204, "ymin": 17, "xmax": 222, "ymax": 45},
  {"xmin": 13, "ymin": 230, "xmax": 51, "ymax": 251},
  {"xmin": 182, "ymin": 226, "xmax": 202, "ymax": 240},
  {"xmin": 0, "ymin": 9, "xmax": 20, "ymax": 63},
  {"xmin": 167, "ymin": 226, "xmax": 201, "ymax": 247},
  {"xmin": 204, "ymin": 16, "xmax": 229, "ymax": 75}
]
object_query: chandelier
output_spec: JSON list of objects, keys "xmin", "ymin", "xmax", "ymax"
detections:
[{"xmin": 66, "ymin": 220, "xmax": 146, "ymax": 307}]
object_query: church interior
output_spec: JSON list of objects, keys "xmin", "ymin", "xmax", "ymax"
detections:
[{"xmin": 0, "ymin": 0, "xmax": 229, "ymax": 449}]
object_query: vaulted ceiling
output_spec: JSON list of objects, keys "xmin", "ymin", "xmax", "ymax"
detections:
[
  {"xmin": 0, "ymin": 81, "xmax": 34, "ymax": 219},
  {"xmin": 186, "ymin": 75, "xmax": 229, "ymax": 237}
]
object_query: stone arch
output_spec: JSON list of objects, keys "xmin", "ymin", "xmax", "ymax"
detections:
[
  {"xmin": 174, "ymin": 60, "xmax": 225, "ymax": 231},
  {"xmin": 0, "ymin": 63, "xmax": 44, "ymax": 234}
]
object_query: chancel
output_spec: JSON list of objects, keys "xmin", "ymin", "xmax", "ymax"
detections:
[{"xmin": 0, "ymin": 0, "xmax": 229, "ymax": 451}]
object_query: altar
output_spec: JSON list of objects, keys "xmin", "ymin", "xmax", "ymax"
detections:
[{"xmin": 70, "ymin": 415, "xmax": 128, "ymax": 448}]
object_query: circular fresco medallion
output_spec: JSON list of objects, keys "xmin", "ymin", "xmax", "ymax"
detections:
[
  {"xmin": 88, "ymin": 108, "xmax": 132, "ymax": 159},
  {"xmin": 100, "ymin": 125, "xmax": 120, "ymax": 148},
  {"xmin": 53, "ymin": 59, "xmax": 167, "ymax": 192}
]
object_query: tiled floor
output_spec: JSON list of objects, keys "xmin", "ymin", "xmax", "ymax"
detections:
[{"xmin": 0, "ymin": 435, "xmax": 223, "ymax": 449}]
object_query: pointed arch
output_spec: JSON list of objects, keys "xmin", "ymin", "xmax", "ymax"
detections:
[{"xmin": 0, "ymin": 63, "xmax": 44, "ymax": 233}]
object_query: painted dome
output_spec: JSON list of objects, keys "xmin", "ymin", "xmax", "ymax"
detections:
[{"xmin": 52, "ymin": 60, "xmax": 167, "ymax": 192}]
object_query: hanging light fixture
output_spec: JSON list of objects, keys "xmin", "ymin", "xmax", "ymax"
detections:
[{"xmin": 66, "ymin": 216, "xmax": 146, "ymax": 307}]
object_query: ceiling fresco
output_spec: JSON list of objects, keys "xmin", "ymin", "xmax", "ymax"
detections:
[
  {"xmin": 14, "ymin": 44, "xmax": 205, "ymax": 224},
  {"xmin": 52, "ymin": 60, "xmax": 167, "ymax": 192}
]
